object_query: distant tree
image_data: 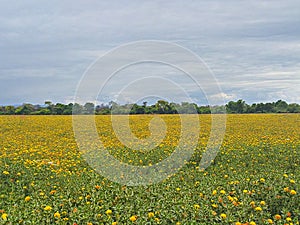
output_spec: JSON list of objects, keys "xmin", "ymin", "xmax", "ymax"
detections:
[
  {"xmin": 198, "ymin": 105, "xmax": 211, "ymax": 114},
  {"xmin": 44, "ymin": 101, "xmax": 54, "ymax": 114},
  {"xmin": 211, "ymin": 105, "xmax": 226, "ymax": 114},
  {"xmin": 95, "ymin": 104, "xmax": 110, "ymax": 115},
  {"xmin": 169, "ymin": 102, "xmax": 179, "ymax": 114},
  {"xmin": 130, "ymin": 104, "xmax": 145, "ymax": 114},
  {"xmin": 14, "ymin": 103, "xmax": 35, "ymax": 115},
  {"xmin": 0, "ymin": 99, "xmax": 298, "ymax": 115},
  {"xmin": 0, "ymin": 106, "xmax": 4, "ymax": 115},
  {"xmin": 226, "ymin": 99, "xmax": 247, "ymax": 113},
  {"xmin": 275, "ymin": 100, "xmax": 288, "ymax": 113},
  {"xmin": 34, "ymin": 108, "xmax": 51, "ymax": 115},
  {"xmin": 63, "ymin": 103, "xmax": 73, "ymax": 115},
  {"xmin": 5, "ymin": 106, "xmax": 15, "ymax": 115},
  {"xmin": 287, "ymin": 103, "xmax": 300, "ymax": 113},
  {"xmin": 53, "ymin": 103, "xmax": 65, "ymax": 115},
  {"xmin": 72, "ymin": 103, "xmax": 84, "ymax": 114},
  {"xmin": 178, "ymin": 102, "xmax": 197, "ymax": 114},
  {"xmin": 155, "ymin": 100, "xmax": 171, "ymax": 114},
  {"xmin": 84, "ymin": 102, "xmax": 95, "ymax": 114}
]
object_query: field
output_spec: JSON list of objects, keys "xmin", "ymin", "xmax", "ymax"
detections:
[{"xmin": 0, "ymin": 114, "xmax": 299, "ymax": 224}]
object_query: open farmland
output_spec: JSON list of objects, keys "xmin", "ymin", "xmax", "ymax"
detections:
[{"xmin": 0, "ymin": 114, "xmax": 299, "ymax": 224}]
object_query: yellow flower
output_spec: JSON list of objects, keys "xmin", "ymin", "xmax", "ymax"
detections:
[
  {"xmin": 267, "ymin": 219, "xmax": 273, "ymax": 224},
  {"xmin": 106, "ymin": 209, "xmax": 112, "ymax": 215},
  {"xmin": 1, "ymin": 213, "xmax": 8, "ymax": 221},
  {"xmin": 284, "ymin": 187, "xmax": 290, "ymax": 192},
  {"xmin": 255, "ymin": 206, "xmax": 262, "ymax": 211},
  {"xmin": 260, "ymin": 201, "xmax": 266, "ymax": 206},
  {"xmin": 2, "ymin": 171, "xmax": 9, "ymax": 175},
  {"xmin": 235, "ymin": 222, "xmax": 242, "ymax": 225},
  {"xmin": 228, "ymin": 196, "xmax": 234, "ymax": 202},
  {"xmin": 129, "ymin": 215, "xmax": 137, "ymax": 222},
  {"xmin": 148, "ymin": 212, "xmax": 155, "ymax": 218},
  {"xmin": 50, "ymin": 190, "xmax": 57, "ymax": 195},
  {"xmin": 290, "ymin": 179, "xmax": 295, "ymax": 184},
  {"xmin": 290, "ymin": 190, "xmax": 297, "ymax": 195},
  {"xmin": 243, "ymin": 189, "xmax": 248, "ymax": 194},
  {"xmin": 25, "ymin": 196, "xmax": 31, "ymax": 202},
  {"xmin": 274, "ymin": 214, "xmax": 281, "ymax": 220},
  {"xmin": 286, "ymin": 217, "xmax": 292, "ymax": 222},
  {"xmin": 212, "ymin": 190, "xmax": 217, "ymax": 195},
  {"xmin": 54, "ymin": 212, "xmax": 60, "ymax": 218},
  {"xmin": 260, "ymin": 178, "xmax": 265, "ymax": 183},
  {"xmin": 220, "ymin": 190, "xmax": 226, "ymax": 195},
  {"xmin": 249, "ymin": 222, "xmax": 256, "ymax": 225},
  {"xmin": 212, "ymin": 204, "xmax": 218, "ymax": 208},
  {"xmin": 112, "ymin": 222, "xmax": 118, "ymax": 225},
  {"xmin": 154, "ymin": 217, "xmax": 160, "ymax": 222},
  {"xmin": 44, "ymin": 206, "xmax": 52, "ymax": 211},
  {"xmin": 220, "ymin": 213, "xmax": 227, "ymax": 219},
  {"xmin": 194, "ymin": 204, "xmax": 200, "ymax": 210},
  {"xmin": 87, "ymin": 223, "xmax": 93, "ymax": 225}
]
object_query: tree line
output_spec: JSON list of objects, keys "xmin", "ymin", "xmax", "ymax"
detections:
[{"xmin": 0, "ymin": 99, "xmax": 299, "ymax": 115}]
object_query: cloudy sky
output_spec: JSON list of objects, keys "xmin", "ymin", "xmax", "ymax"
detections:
[{"xmin": 1, "ymin": 0, "xmax": 300, "ymax": 105}]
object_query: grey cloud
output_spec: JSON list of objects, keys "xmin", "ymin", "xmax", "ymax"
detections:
[{"xmin": 0, "ymin": 0, "xmax": 300, "ymax": 104}]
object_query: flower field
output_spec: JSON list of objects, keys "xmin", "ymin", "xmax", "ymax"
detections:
[{"xmin": 0, "ymin": 114, "xmax": 299, "ymax": 224}]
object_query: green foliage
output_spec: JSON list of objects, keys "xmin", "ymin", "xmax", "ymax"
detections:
[{"xmin": 0, "ymin": 100, "xmax": 299, "ymax": 115}]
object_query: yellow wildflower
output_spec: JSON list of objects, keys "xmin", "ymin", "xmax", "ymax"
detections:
[
  {"xmin": 148, "ymin": 212, "xmax": 154, "ymax": 218},
  {"xmin": 44, "ymin": 206, "xmax": 52, "ymax": 211},
  {"xmin": 106, "ymin": 209, "xmax": 112, "ymax": 215},
  {"xmin": 194, "ymin": 204, "xmax": 200, "ymax": 210},
  {"xmin": 220, "ymin": 213, "xmax": 227, "ymax": 219},
  {"xmin": 255, "ymin": 206, "xmax": 262, "ymax": 211},
  {"xmin": 274, "ymin": 214, "xmax": 281, "ymax": 220},
  {"xmin": 260, "ymin": 201, "xmax": 266, "ymax": 206},
  {"xmin": 54, "ymin": 212, "xmax": 60, "ymax": 218},
  {"xmin": 1, "ymin": 213, "xmax": 8, "ymax": 221},
  {"xmin": 129, "ymin": 215, "xmax": 137, "ymax": 222}
]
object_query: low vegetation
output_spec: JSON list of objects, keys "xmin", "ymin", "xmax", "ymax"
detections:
[{"xmin": 0, "ymin": 114, "xmax": 299, "ymax": 224}]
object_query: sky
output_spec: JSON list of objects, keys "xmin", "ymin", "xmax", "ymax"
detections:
[{"xmin": 0, "ymin": 0, "xmax": 300, "ymax": 105}]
